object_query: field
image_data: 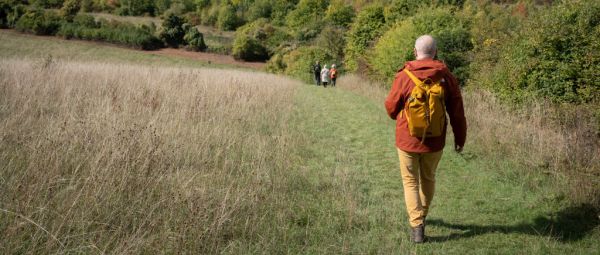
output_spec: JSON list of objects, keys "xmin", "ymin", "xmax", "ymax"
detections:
[{"xmin": 0, "ymin": 31, "xmax": 599, "ymax": 254}]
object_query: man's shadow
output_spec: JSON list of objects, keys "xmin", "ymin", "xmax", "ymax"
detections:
[{"xmin": 426, "ymin": 204, "xmax": 599, "ymax": 243}]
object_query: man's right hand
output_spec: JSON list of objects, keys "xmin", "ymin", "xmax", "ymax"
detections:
[{"xmin": 454, "ymin": 144, "xmax": 463, "ymax": 153}]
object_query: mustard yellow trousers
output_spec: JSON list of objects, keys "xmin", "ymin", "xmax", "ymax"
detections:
[{"xmin": 397, "ymin": 148, "xmax": 443, "ymax": 228}]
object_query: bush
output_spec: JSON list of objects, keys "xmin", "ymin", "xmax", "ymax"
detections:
[
  {"xmin": 485, "ymin": 1, "xmax": 600, "ymax": 104},
  {"xmin": 281, "ymin": 46, "xmax": 334, "ymax": 83},
  {"xmin": 325, "ymin": 0, "xmax": 355, "ymax": 28},
  {"xmin": 383, "ymin": 0, "xmax": 420, "ymax": 24},
  {"xmin": 314, "ymin": 25, "xmax": 345, "ymax": 61},
  {"xmin": 115, "ymin": 0, "xmax": 155, "ymax": 16},
  {"xmin": 233, "ymin": 18, "xmax": 290, "ymax": 57},
  {"xmin": 369, "ymin": 7, "xmax": 472, "ymax": 83},
  {"xmin": 183, "ymin": 26, "xmax": 207, "ymax": 52},
  {"xmin": 57, "ymin": 19, "xmax": 163, "ymax": 50},
  {"xmin": 232, "ymin": 35, "xmax": 268, "ymax": 61},
  {"xmin": 285, "ymin": 0, "xmax": 328, "ymax": 41},
  {"xmin": 343, "ymin": 4, "xmax": 385, "ymax": 72},
  {"xmin": 59, "ymin": 0, "xmax": 80, "ymax": 22},
  {"xmin": 159, "ymin": 13, "xmax": 186, "ymax": 47},
  {"xmin": 15, "ymin": 8, "xmax": 62, "ymax": 35},
  {"xmin": 30, "ymin": 0, "xmax": 64, "ymax": 8},
  {"xmin": 216, "ymin": 4, "xmax": 241, "ymax": 31}
]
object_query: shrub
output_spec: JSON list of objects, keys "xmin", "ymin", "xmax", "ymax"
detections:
[
  {"xmin": 72, "ymin": 13, "xmax": 98, "ymax": 28},
  {"xmin": 344, "ymin": 4, "xmax": 385, "ymax": 72},
  {"xmin": 285, "ymin": 0, "xmax": 328, "ymax": 41},
  {"xmin": 486, "ymin": 1, "xmax": 600, "ymax": 104},
  {"xmin": 0, "ymin": 0, "xmax": 10, "ymax": 28},
  {"xmin": 159, "ymin": 13, "xmax": 186, "ymax": 47},
  {"xmin": 233, "ymin": 18, "xmax": 290, "ymax": 58},
  {"xmin": 383, "ymin": 0, "xmax": 420, "ymax": 24},
  {"xmin": 183, "ymin": 26, "xmax": 207, "ymax": 52},
  {"xmin": 281, "ymin": 46, "xmax": 334, "ymax": 83},
  {"xmin": 232, "ymin": 35, "xmax": 268, "ymax": 61},
  {"xmin": 314, "ymin": 25, "xmax": 345, "ymax": 61},
  {"xmin": 30, "ymin": 0, "xmax": 64, "ymax": 8},
  {"xmin": 216, "ymin": 3, "xmax": 241, "ymax": 31},
  {"xmin": 115, "ymin": 0, "xmax": 155, "ymax": 16},
  {"xmin": 15, "ymin": 8, "xmax": 62, "ymax": 36},
  {"xmin": 57, "ymin": 19, "xmax": 163, "ymax": 50},
  {"xmin": 369, "ymin": 7, "xmax": 472, "ymax": 83},
  {"xmin": 325, "ymin": 0, "xmax": 355, "ymax": 28},
  {"xmin": 59, "ymin": 0, "xmax": 80, "ymax": 22},
  {"xmin": 247, "ymin": 0, "xmax": 272, "ymax": 22}
]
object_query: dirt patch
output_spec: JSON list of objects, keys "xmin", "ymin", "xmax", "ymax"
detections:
[{"xmin": 149, "ymin": 48, "xmax": 265, "ymax": 70}]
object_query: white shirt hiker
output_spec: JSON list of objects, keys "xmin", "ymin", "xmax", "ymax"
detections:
[{"xmin": 321, "ymin": 67, "xmax": 330, "ymax": 83}]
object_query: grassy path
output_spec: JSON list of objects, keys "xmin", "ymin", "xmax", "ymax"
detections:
[{"xmin": 288, "ymin": 85, "xmax": 600, "ymax": 254}]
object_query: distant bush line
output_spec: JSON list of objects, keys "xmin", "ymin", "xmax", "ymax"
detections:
[{"xmin": 1, "ymin": 4, "xmax": 207, "ymax": 51}]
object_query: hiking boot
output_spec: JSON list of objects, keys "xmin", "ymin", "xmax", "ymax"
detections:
[{"xmin": 411, "ymin": 224, "xmax": 425, "ymax": 243}]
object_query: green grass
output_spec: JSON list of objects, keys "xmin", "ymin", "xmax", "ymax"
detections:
[
  {"xmin": 0, "ymin": 29, "xmax": 240, "ymax": 70},
  {"xmin": 273, "ymin": 85, "xmax": 600, "ymax": 254}
]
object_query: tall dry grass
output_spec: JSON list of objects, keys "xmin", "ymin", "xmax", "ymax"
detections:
[
  {"xmin": 464, "ymin": 89, "xmax": 600, "ymax": 208},
  {"xmin": 338, "ymin": 75, "xmax": 600, "ymax": 209},
  {"xmin": 0, "ymin": 57, "xmax": 303, "ymax": 253}
]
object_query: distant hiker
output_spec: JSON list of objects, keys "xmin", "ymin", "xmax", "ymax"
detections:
[
  {"xmin": 330, "ymin": 64, "xmax": 338, "ymax": 87},
  {"xmin": 321, "ymin": 64, "xmax": 330, "ymax": 87},
  {"xmin": 312, "ymin": 61, "xmax": 322, "ymax": 86},
  {"xmin": 384, "ymin": 35, "xmax": 467, "ymax": 243}
]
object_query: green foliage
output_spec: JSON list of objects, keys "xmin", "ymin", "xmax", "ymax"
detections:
[
  {"xmin": 281, "ymin": 46, "xmax": 334, "ymax": 83},
  {"xmin": 383, "ymin": 0, "xmax": 419, "ymax": 24},
  {"xmin": 72, "ymin": 13, "xmax": 98, "ymax": 28},
  {"xmin": 285, "ymin": 0, "xmax": 329, "ymax": 41},
  {"xmin": 0, "ymin": 1, "xmax": 9, "ymax": 28},
  {"xmin": 344, "ymin": 4, "xmax": 385, "ymax": 72},
  {"xmin": 183, "ymin": 26, "xmax": 207, "ymax": 51},
  {"xmin": 57, "ymin": 16, "xmax": 163, "ymax": 50},
  {"xmin": 217, "ymin": 3, "xmax": 241, "ymax": 31},
  {"xmin": 4, "ymin": 3, "xmax": 26, "ymax": 28},
  {"xmin": 486, "ymin": 1, "xmax": 600, "ymax": 104},
  {"xmin": 325, "ymin": 0, "xmax": 355, "ymax": 28},
  {"xmin": 30, "ymin": 0, "xmax": 64, "ymax": 8},
  {"xmin": 116, "ymin": 0, "xmax": 156, "ymax": 16},
  {"xmin": 232, "ymin": 35, "xmax": 268, "ymax": 61},
  {"xmin": 369, "ymin": 7, "xmax": 472, "ymax": 83},
  {"xmin": 247, "ymin": 0, "xmax": 272, "ymax": 21},
  {"xmin": 234, "ymin": 18, "xmax": 290, "ymax": 55},
  {"xmin": 59, "ymin": 0, "xmax": 80, "ymax": 22},
  {"xmin": 314, "ymin": 25, "xmax": 346, "ymax": 61},
  {"xmin": 15, "ymin": 8, "xmax": 62, "ymax": 35},
  {"xmin": 159, "ymin": 13, "xmax": 186, "ymax": 47}
]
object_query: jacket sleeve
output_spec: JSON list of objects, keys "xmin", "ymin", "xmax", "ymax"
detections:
[
  {"xmin": 444, "ymin": 72, "xmax": 467, "ymax": 147},
  {"xmin": 385, "ymin": 72, "xmax": 405, "ymax": 120}
]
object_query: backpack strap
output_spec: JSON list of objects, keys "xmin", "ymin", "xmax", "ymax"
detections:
[{"xmin": 403, "ymin": 69, "xmax": 421, "ymax": 85}]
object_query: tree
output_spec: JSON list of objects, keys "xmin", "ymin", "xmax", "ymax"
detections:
[{"xmin": 159, "ymin": 13, "xmax": 186, "ymax": 47}]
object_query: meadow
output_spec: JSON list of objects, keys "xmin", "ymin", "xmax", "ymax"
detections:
[{"xmin": 0, "ymin": 31, "xmax": 598, "ymax": 254}]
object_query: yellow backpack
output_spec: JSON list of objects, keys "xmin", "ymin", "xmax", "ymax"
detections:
[{"xmin": 402, "ymin": 69, "xmax": 446, "ymax": 142}]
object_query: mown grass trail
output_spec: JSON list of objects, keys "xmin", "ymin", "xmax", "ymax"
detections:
[{"xmin": 287, "ymin": 84, "xmax": 600, "ymax": 254}]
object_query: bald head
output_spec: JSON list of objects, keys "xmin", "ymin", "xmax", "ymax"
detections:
[{"xmin": 414, "ymin": 35, "xmax": 437, "ymax": 60}]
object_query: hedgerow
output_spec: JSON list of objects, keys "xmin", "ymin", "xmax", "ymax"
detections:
[
  {"xmin": 485, "ymin": 1, "xmax": 600, "ymax": 104},
  {"xmin": 57, "ymin": 14, "xmax": 163, "ymax": 50}
]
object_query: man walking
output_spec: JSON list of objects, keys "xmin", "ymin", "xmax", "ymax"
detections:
[
  {"xmin": 312, "ymin": 60, "xmax": 322, "ymax": 86},
  {"xmin": 384, "ymin": 35, "xmax": 467, "ymax": 243}
]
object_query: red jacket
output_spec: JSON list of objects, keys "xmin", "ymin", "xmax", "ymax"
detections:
[{"xmin": 384, "ymin": 59, "xmax": 467, "ymax": 153}]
